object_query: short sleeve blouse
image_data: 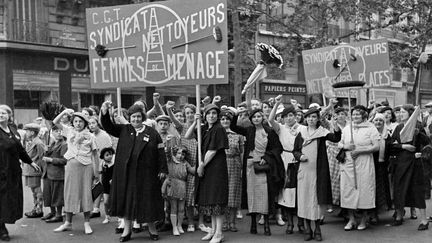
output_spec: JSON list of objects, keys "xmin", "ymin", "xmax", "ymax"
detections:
[{"xmin": 62, "ymin": 125, "xmax": 97, "ymax": 165}]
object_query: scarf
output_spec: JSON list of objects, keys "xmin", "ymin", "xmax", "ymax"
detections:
[
  {"xmin": 299, "ymin": 125, "xmax": 329, "ymax": 147},
  {"xmin": 377, "ymin": 125, "xmax": 389, "ymax": 162}
]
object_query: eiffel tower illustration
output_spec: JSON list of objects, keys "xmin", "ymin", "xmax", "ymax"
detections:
[
  {"xmin": 338, "ymin": 48, "xmax": 352, "ymax": 81},
  {"xmin": 144, "ymin": 8, "xmax": 167, "ymax": 78}
]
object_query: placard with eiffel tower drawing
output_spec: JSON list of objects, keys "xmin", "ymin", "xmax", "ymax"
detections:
[
  {"xmin": 302, "ymin": 38, "xmax": 390, "ymax": 96},
  {"xmin": 86, "ymin": 0, "xmax": 228, "ymax": 88}
]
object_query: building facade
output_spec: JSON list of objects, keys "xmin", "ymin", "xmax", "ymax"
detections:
[{"xmin": 0, "ymin": 0, "xmax": 206, "ymax": 125}]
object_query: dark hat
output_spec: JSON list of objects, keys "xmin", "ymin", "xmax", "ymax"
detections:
[
  {"xmin": 23, "ymin": 123, "xmax": 41, "ymax": 133},
  {"xmin": 249, "ymin": 109, "xmax": 264, "ymax": 121},
  {"xmin": 304, "ymin": 107, "xmax": 320, "ymax": 118},
  {"xmin": 100, "ymin": 147, "xmax": 115, "ymax": 159},
  {"xmin": 51, "ymin": 124, "xmax": 61, "ymax": 131},
  {"xmin": 334, "ymin": 107, "xmax": 347, "ymax": 114},
  {"xmin": 351, "ymin": 105, "xmax": 368, "ymax": 113},
  {"xmin": 402, "ymin": 104, "xmax": 415, "ymax": 116},
  {"xmin": 203, "ymin": 104, "xmax": 220, "ymax": 117},
  {"xmin": 219, "ymin": 110, "xmax": 234, "ymax": 120},
  {"xmin": 155, "ymin": 115, "xmax": 171, "ymax": 123},
  {"xmin": 281, "ymin": 104, "xmax": 296, "ymax": 117},
  {"xmin": 379, "ymin": 106, "xmax": 393, "ymax": 113}
]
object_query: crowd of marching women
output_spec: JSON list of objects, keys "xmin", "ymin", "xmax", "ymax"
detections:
[{"xmin": 1, "ymin": 91, "xmax": 432, "ymax": 242}]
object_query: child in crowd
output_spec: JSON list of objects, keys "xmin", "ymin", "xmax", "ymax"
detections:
[
  {"xmin": 99, "ymin": 147, "xmax": 115, "ymax": 224},
  {"xmin": 162, "ymin": 141, "xmax": 195, "ymax": 236},
  {"xmin": 41, "ymin": 125, "xmax": 67, "ymax": 223},
  {"xmin": 23, "ymin": 123, "xmax": 47, "ymax": 218}
]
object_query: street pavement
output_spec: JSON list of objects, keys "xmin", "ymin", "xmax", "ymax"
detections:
[{"xmin": 5, "ymin": 181, "xmax": 432, "ymax": 243}]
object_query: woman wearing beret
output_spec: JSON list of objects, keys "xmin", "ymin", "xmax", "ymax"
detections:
[
  {"xmin": 185, "ymin": 104, "xmax": 229, "ymax": 243},
  {"xmin": 230, "ymin": 107, "xmax": 284, "ymax": 237},
  {"xmin": 52, "ymin": 109, "xmax": 98, "ymax": 235},
  {"xmin": 100, "ymin": 102, "xmax": 167, "ymax": 242},
  {"xmin": 268, "ymin": 96, "xmax": 304, "ymax": 235},
  {"xmin": 390, "ymin": 104, "xmax": 430, "ymax": 230},
  {"xmin": 0, "ymin": 105, "xmax": 41, "ymax": 241},
  {"xmin": 293, "ymin": 107, "xmax": 341, "ymax": 241},
  {"xmin": 339, "ymin": 105, "xmax": 379, "ymax": 231}
]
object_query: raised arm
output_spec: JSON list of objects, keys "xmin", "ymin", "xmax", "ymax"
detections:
[
  {"xmin": 212, "ymin": 95, "xmax": 222, "ymax": 105},
  {"xmin": 184, "ymin": 114, "xmax": 199, "ymax": 139},
  {"xmin": 100, "ymin": 101, "xmax": 122, "ymax": 138},
  {"xmin": 230, "ymin": 114, "xmax": 248, "ymax": 136},
  {"xmin": 245, "ymin": 88, "xmax": 253, "ymax": 111},
  {"xmin": 325, "ymin": 120, "xmax": 342, "ymax": 143},
  {"xmin": 53, "ymin": 108, "xmax": 74, "ymax": 130},
  {"xmin": 165, "ymin": 101, "xmax": 183, "ymax": 132},
  {"xmin": 147, "ymin": 93, "xmax": 165, "ymax": 119},
  {"xmin": 268, "ymin": 95, "xmax": 282, "ymax": 133}
]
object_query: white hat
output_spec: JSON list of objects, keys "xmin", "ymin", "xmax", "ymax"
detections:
[
  {"xmin": 309, "ymin": 103, "xmax": 320, "ymax": 109},
  {"xmin": 373, "ymin": 113, "xmax": 385, "ymax": 121},
  {"xmin": 425, "ymin": 101, "xmax": 432, "ymax": 107}
]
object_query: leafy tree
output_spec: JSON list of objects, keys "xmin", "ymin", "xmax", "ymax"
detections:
[{"xmin": 232, "ymin": 0, "xmax": 432, "ymax": 103}]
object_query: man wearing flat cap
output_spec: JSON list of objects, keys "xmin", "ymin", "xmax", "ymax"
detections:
[{"xmin": 23, "ymin": 123, "xmax": 47, "ymax": 218}]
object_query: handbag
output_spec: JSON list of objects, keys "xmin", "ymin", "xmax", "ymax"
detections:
[
  {"xmin": 91, "ymin": 181, "xmax": 104, "ymax": 201},
  {"xmin": 253, "ymin": 162, "xmax": 270, "ymax": 174},
  {"xmin": 336, "ymin": 149, "xmax": 346, "ymax": 164},
  {"xmin": 284, "ymin": 162, "xmax": 299, "ymax": 188}
]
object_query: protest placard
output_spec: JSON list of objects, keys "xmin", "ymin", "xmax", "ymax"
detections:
[
  {"xmin": 86, "ymin": 0, "xmax": 228, "ymax": 88},
  {"xmin": 302, "ymin": 39, "xmax": 390, "ymax": 96}
]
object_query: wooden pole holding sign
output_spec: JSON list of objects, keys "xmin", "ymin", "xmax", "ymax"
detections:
[
  {"xmin": 196, "ymin": 85, "xmax": 202, "ymax": 165},
  {"xmin": 116, "ymin": 87, "xmax": 123, "ymax": 117}
]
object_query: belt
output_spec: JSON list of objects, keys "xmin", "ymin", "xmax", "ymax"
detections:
[{"xmin": 283, "ymin": 149, "xmax": 293, "ymax": 153}]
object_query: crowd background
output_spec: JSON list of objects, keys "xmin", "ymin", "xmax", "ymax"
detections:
[{"xmin": 1, "ymin": 90, "xmax": 432, "ymax": 242}]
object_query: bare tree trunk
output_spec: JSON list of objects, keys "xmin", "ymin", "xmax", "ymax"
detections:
[{"xmin": 232, "ymin": 0, "xmax": 242, "ymax": 106}]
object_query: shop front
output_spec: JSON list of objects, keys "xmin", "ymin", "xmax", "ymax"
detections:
[{"xmin": 260, "ymin": 81, "xmax": 307, "ymax": 108}]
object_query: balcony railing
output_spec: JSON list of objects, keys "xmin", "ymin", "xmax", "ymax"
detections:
[{"xmin": 9, "ymin": 19, "xmax": 50, "ymax": 45}]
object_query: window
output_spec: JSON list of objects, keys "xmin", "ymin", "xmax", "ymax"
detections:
[
  {"xmin": 11, "ymin": 0, "xmax": 48, "ymax": 43},
  {"xmin": 0, "ymin": 0, "xmax": 5, "ymax": 37},
  {"xmin": 14, "ymin": 90, "xmax": 40, "ymax": 109}
]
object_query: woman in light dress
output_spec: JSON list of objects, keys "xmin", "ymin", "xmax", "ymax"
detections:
[
  {"xmin": 339, "ymin": 105, "xmax": 379, "ymax": 231},
  {"xmin": 268, "ymin": 96, "xmax": 304, "ymax": 235},
  {"xmin": 292, "ymin": 107, "xmax": 341, "ymax": 241}
]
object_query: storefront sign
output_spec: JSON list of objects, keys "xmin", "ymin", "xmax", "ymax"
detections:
[
  {"xmin": 302, "ymin": 38, "xmax": 390, "ymax": 94},
  {"xmin": 86, "ymin": 0, "xmax": 228, "ymax": 88},
  {"xmin": 261, "ymin": 83, "xmax": 306, "ymax": 94}
]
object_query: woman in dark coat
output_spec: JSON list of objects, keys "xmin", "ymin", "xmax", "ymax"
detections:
[
  {"xmin": 389, "ymin": 104, "xmax": 430, "ymax": 230},
  {"xmin": 292, "ymin": 107, "xmax": 341, "ymax": 241},
  {"xmin": 0, "ymin": 105, "xmax": 41, "ymax": 241},
  {"xmin": 185, "ymin": 104, "xmax": 229, "ymax": 243},
  {"xmin": 230, "ymin": 108, "xmax": 285, "ymax": 237},
  {"xmin": 371, "ymin": 113, "xmax": 392, "ymax": 224},
  {"xmin": 100, "ymin": 102, "xmax": 168, "ymax": 242}
]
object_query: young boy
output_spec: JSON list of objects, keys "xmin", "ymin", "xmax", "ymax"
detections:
[
  {"xmin": 23, "ymin": 123, "xmax": 46, "ymax": 218},
  {"xmin": 41, "ymin": 125, "xmax": 67, "ymax": 223}
]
